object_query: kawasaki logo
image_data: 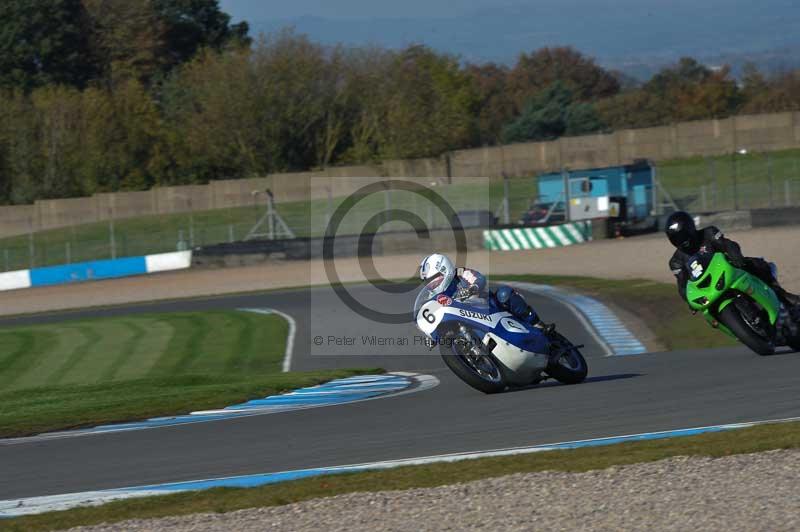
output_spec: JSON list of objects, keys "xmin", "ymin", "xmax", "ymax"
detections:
[{"xmin": 459, "ymin": 309, "xmax": 492, "ymax": 322}]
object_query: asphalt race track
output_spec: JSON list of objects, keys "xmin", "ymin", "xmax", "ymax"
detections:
[{"xmin": 2, "ymin": 284, "xmax": 800, "ymax": 500}]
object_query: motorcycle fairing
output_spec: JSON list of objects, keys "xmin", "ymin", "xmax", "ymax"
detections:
[
  {"xmin": 416, "ymin": 297, "xmax": 550, "ymax": 356},
  {"xmin": 686, "ymin": 252, "xmax": 781, "ymax": 338}
]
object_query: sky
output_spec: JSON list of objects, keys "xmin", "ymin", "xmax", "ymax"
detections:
[
  {"xmin": 218, "ymin": 0, "xmax": 800, "ymax": 77},
  {"xmin": 219, "ymin": 0, "xmax": 521, "ymax": 20}
]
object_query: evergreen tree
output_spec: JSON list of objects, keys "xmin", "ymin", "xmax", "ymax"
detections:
[
  {"xmin": 0, "ymin": 0, "xmax": 99, "ymax": 91},
  {"xmin": 154, "ymin": 0, "xmax": 250, "ymax": 70},
  {"xmin": 502, "ymin": 82, "xmax": 604, "ymax": 143}
]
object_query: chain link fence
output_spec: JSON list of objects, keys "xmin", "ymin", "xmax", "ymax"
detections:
[
  {"xmin": 656, "ymin": 151, "xmax": 800, "ymax": 213},
  {"xmin": 0, "ymin": 179, "xmax": 542, "ymax": 271},
  {"xmin": 4, "ymin": 150, "xmax": 798, "ymax": 271}
]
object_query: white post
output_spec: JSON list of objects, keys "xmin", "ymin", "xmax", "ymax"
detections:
[
  {"xmin": 28, "ymin": 231, "xmax": 34, "ymax": 268},
  {"xmin": 503, "ymin": 175, "xmax": 510, "ymax": 225},
  {"xmin": 267, "ymin": 196, "xmax": 275, "ymax": 240},
  {"xmin": 786, "ymin": 180, "xmax": 792, "ymax": 207},
  {"xmin": 767, "ymin": 154, "xmax": 774, "ymax": 208},
  {"xmin": 326, "ymin": 186, "xmax": 333, "ymax": 230},
  {"xmin": 188, "ymin": 198, "xmax": 195, "ymax": 248},
  {"xmin": 108, "ymin": 207, "xmax": 117, "ymax": 260}
]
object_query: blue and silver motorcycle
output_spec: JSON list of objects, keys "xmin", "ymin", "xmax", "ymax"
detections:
[{"xmin": 414, "ymin": 286, "xmax": 588, "ymax": 393}]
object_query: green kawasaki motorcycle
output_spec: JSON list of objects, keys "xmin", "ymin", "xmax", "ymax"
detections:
[{"xmin": 686, "ymin": 252, "xmax": 800, "ymax": 356}]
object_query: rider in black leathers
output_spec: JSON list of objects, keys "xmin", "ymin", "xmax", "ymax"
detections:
[{"xmin": 665, "ymin": 211, "xmax": 800, "ymax": 308}]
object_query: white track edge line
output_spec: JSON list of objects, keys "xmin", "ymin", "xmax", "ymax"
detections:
[{"xmin": 239, "ymin": 308, "xmax": 296, "ymax": 372}]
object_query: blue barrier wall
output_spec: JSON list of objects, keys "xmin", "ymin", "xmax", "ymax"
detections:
[
  {"xmin": 29, "ymin": 256, "xmax": 148, "ymax": 287},
  {"xmin": 0, "ymin": 251, "xmax": 192, "ymax": 291}
]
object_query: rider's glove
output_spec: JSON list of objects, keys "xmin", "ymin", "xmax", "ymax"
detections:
[
  {"xmin": 726, "ymin": 254, "xmax": 745, "ymax": 269},
  {"xmin": 455, "ymin": 285, "xmax": 478, "ymax": 300}
]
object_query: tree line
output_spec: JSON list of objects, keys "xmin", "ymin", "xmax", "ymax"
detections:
[{"xmin": 1, "ymin": 1, "xmax": 799, "ymax": 205}]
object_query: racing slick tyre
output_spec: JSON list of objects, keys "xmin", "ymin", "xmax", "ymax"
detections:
[
  {"xmin": 546, "ymin": 332, "xmax": 588, "ymax": 384},
  {"xmin": 717, "ymin": 304, "xmax": 775, "ymax": 356},
  {"xmin": 439, "ymin": 332, "xmax": 506, "ymax": 394}
]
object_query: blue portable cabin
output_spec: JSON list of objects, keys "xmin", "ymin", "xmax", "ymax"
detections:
[{"xmin": 536, "ymin": 160, "xmax": 655, "ymax": 222}]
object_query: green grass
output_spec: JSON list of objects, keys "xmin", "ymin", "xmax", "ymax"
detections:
[
  {"xmin": 493, "ymin": 274, "xmax": 736, "ymax": 351},
  {"xmin": 657, "ymin": 148, "xmax": 800, "ymax": 212},
  {"xmin": 0, "ymin": 310, "xmax": 378, "ymax": 437},
  {"xmin": 5, "ymin": 420, "xmax": 800, "ymax": 531}
]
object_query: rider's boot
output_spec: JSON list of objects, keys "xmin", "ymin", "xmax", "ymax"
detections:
[
  {"xmin": 760, "ymin": 261, "xmax": 800, "ymax": 310},
  {"xmin": 526, "ymin": 308, "xmax": 555, "ymax": 335},
  {"xmin": 771, "ymin": 283, "xmax": 800, "ymax": 309}
]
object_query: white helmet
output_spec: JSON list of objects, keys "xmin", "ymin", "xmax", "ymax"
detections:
[{"xmin": 419, "ymin": 253, "xmax": 455, "ymax": 297}]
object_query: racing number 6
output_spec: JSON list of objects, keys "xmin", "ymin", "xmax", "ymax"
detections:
[{"xmin": 422, "ymin": 308, "xmax": 436, "ymax": 324}]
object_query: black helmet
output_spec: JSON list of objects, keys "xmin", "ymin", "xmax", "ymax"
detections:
[{"xmin": 665, "ymin": 211, "xmax": 699, "ymax": 251}]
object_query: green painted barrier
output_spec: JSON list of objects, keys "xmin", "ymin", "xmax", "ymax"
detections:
[{"xmin": 483, "ymin": 221, "xmax": 592, "ymax": 250}]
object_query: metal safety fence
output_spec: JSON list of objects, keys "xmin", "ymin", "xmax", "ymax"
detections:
[
  {"xmin": 3, "ymin": 149, "xmax": 799, "ymax": 271},
  {"xmin": 655, "ymin": 151, "xmax": 800, "ymax": 213},
  {"xmin": 0, "ymin": 178, "xmax": 543, "ymax": 271}
]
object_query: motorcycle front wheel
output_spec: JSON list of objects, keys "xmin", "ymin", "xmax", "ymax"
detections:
[
  {"xmin": 439, "ymin": 332, "xmax": 506, "ymax": 394},
  {"xmin": 717, "ymin": 304, "xmax": 775, "ymax": 356}
]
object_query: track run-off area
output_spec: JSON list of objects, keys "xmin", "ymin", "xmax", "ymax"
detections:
[{"xmin": 1, "ymin": 282, "xmax": 800, "ymax": 511}]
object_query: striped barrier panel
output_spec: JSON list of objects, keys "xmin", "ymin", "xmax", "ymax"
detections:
[
  {"xmin": 483, "ymin": 221, "xmax": 592, "ymax": 251},
  {"xmin": 0, "ymin": 250, "xmax": 192, "ymax": 291}
]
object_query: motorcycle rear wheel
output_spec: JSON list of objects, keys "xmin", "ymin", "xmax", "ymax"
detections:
[{"xmin": 546, "ymin": 332, "xmax": 588, "ymax": 384}]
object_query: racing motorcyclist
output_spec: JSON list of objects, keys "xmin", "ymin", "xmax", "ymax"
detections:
[
  {"xmin": 665, "ymin": 210, "xmax": 800, "ymax": 308},
  {"xmin": 418, "ymin": 253, "xmax": 553, "ymax": 332}
]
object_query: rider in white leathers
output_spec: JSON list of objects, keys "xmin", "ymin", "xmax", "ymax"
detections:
[{"xmin": 418, "ymin": 253, "xmax": 550, "ymax": 330}]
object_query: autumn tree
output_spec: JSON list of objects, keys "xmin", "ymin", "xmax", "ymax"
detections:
[
  {"xmin": 339, "ymin": 47, "xmax": 394, "ymax": 163},
  {"xmin": 378, "ymin": 45, "xmax": 478, "ymax": 159},
  {"xmin": 643, "ymin": 57, "xmax": 712, "ymax": 96},
  {"xmin": 507, "ymin": 47, "xmax": 619, "ymax": 111},
  {"xmin": 595, "ymin": 90, "xmax": 671, "ymax": 129},
  {"xmin": 160, "ymin": 47, "xmax": 261, "ymax": 183},
  {"xmin": 740, "ymin": 63, "xmax": 769, "ymax": 103},
  {"xmin": 0, "ymin": 92, "xmax": 41, "ymax": 202},
  {"xmin": 596, "ymin": 57, "xmax": 742, "ymax": 129},
  {"xmin": 252, "ymin": 31, "xmax": 341, "ymax": 170},
  {"xmin": 642, "ymin": 57, "xmax": 742, "ymax": 120},
  {"xmin": 0, "ymin": 94, "xmax": 11, "ymax": 203},
  {"xmin": 466, "ymin": 63, "xmax": 515, "ymax": 146},
  {"xmin": 84, "ymin": 0, "xmax": 168, "ymax": 87},
  {"xmin": 742, "ymin": 69, "xmax": 800, "ymax": 114},
  {"xmin": 80, "ymin": 80, "xmax": 165, "ymax": 192},
  {"xmin": 162, "ymin": 30, "xmax": 348, "ymax": 183},
  {"xmin": 30, "ymin": 86, "xmax": 88, "ymax": 199},
  {"xmin": 674, "ymin": 66, "xmax": 741, "ymax": 120}
]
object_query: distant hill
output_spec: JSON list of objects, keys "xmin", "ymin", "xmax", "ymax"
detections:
[{"xmin": 246, "ymin": 0, "xmax": 800, "ymax": 79}]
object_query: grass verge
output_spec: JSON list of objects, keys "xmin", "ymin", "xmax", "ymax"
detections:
[
  {"xmin": 0, "ymin": 310, "xmax": 379, "ymax": 437},
  {"xmin": 5, "ymin": 420, "xmax": 800, "ymax": 531},
  {"xmin": 493, "ymin": 274, "xmax": 736, "ymax": 351}
]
